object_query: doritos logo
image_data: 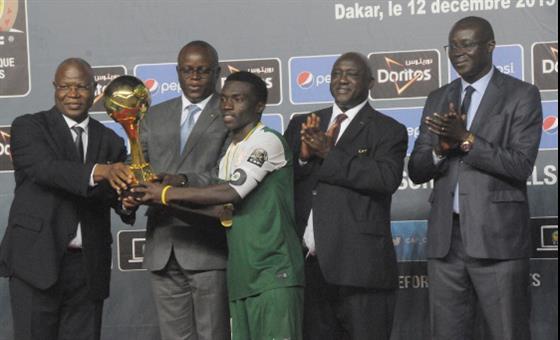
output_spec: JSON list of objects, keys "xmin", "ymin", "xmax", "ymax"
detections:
[
  {"xmin": 369, "ymin": 50, "xmax": 440, "ymax": 100},
  {"xmin": 379, "ymin": 57, "xmax": 432, "ymax": 95}
]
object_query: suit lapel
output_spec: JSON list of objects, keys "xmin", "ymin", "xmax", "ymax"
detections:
[
  {"xmin": 447, "ymin": 79, "xmax": 462, "ymax": 110},
  {"xmin": 167, "ymin": 97, "xmax": 183, "ymax": 159},
  {"xmin": 178, "ymin": 95, "xmax": 221, "ymax": 166},
  {"xmin": 46, "ymin": 108, "xmax": 80, "ymax": 162},
  {"xmin": 336, "ymin": 104, "xmax": 371, "ymax": 147},
  {"xmin": 86, "ymin": 119, "xmax": 102, "ymax": 163},
  {"xmin": 318, "ymin": 109, "xmax": 332, "ymax": 132},
  {"xmin": 469, "ymin": 71, "xmax": 504, "ymax": 133}
]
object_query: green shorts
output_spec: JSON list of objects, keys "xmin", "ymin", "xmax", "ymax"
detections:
[{"xmin": 230, "ymin": 286, "xmax": 303, "ymax": 340}]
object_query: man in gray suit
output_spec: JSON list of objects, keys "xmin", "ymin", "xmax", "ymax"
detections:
[
  {"xmin": 409, "ymin": 17, "xmax": 542, "ymax": 340},
  {"xmin": 139, "ymin": 41, "xmax": 230, "ymax": 340}
]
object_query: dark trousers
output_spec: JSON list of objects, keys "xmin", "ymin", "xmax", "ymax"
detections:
[
  {"xmin": 303, "ymin": 256, "xmax": 395, "ymax": 340},
  {"xmin": 428, "ymin": 215, "xmax": 531, "ymax": 340},
  {"xmin": 10, "ymin": 250, "xmax": 104, "ymax": 340}
]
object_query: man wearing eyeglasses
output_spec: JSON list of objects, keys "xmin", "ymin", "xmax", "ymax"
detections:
[
  {"xmin": 138, "ymin": 41, "xmax": 230, "ymax": 340},
  {"xmin": 409, "ymin": 16, "xmax": 542, "ymax": 340},
  {"xmin": 0, "ymin": 58, "xmax": 136, "ymax": 340}
]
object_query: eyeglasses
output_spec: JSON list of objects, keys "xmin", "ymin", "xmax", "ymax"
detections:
[
  {"xmin": 444, "ymin": 41, "xmax": 487, "ymax": 53},
  {"xmin": 178, "ymin": 67, "xmax": 216, "ymax": 79},
  {"xmin": 53, "ymin": 82, "xmax": 94, "ymax": 94}
]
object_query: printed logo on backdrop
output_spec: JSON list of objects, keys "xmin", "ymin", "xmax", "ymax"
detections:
[
  {"xmin": 134, "ymin": 63, "xmax": 181, "ymax": 106},
  {"xmin": 380, "ymin": 107, "xmax": 423, "ymax": 155},
  {"xmin": 0, "ymin": 125, "xmax": 12, "ymax": 172},
  {"xmin": 530, "ymin": 217, "xmax": 558, "ymax": 259},
  {"xmin": 289, "ymin": 55, "xmax": 339, "ymax": 105},
  {"xmin": 117, "ymin": 230, "xmax": 147, "ymax": 271},
  {"xmin": 526, "ymin": 150, "xmax": 558, "ymax": 217},
  {"xmin": 261, "ymin": 113, "xmax": 284, "ymax": 132},
  {"xmin": 541, "ymin": 101, "xmax": 558, "ymax": 150},
  {"xmin": 101, "ymin": 121, "xmax": 130, "ymax": 154},
  {"xmin": 0, "ymin": 0, "xmax": 30, "ymax": 97},
  {"xmin": 532, "ymin": 41, "xmax": 558, "ymax": 91},
  {"xmin": 369, "ymin": 49, "xmax": 440, "ymax": 100},
  {"xmin": 449, "ymin": 45, "xmax": 524, "ymax": 81},
  {"xmin": 391, "ymin": 220, "xmax": 428, "ymax": 262},
  {"xmin": 219, "ymin": 58, "xmax": 282, "ymax": 106},
  {"xmin": 90, "ymin": 65, "xmax": 127, "ymax": 112}
]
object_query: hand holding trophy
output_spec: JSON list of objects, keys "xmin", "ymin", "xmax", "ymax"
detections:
[{"xmin": 103, "ymin": 75, "xmax": 157, "ymax": 197}]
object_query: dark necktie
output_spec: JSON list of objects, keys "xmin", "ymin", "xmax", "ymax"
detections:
[
  {"xmin": 460, "ymin": 86, "xmax": 475, "ymax": 123},
  {"xmin": 327, "ymin": 113, "xmax": 348, "ymax": 144},
  {"xmin": 72, "ymin": 126, "xmax": 85, "ymax": 163}
]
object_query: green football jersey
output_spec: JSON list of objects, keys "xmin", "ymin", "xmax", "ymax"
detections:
[{"xmin": 219, "ymin": 123, "xmax": 304, "ymax": 301}]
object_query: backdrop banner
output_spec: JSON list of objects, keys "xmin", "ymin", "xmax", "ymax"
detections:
[{"xmin": 0, "ymin": 1, "xmax": 557, "ymax": 339}]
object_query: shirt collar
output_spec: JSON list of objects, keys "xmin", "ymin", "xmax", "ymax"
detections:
[
  {"xmin": 181, "ymin": 93, "xmax": 213, "ymax": 113},
  {"xmin": 461, "ymin": 66, "xmax": 494, "ymax": 95},
  {"xmin": 332, "ymin": 99, "xmax": 368, "ymax": 123},
  {"xmin": 62, "ymin": 114, "xmax": 90, "ymax": 134}
]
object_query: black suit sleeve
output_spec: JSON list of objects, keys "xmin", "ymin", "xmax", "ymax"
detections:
[
  {"xmin": 463, "ymin": 85, "xmax": 542, "ymax": 183},
  {"xmin": 317, "ymin": 121, "xmax": 408, "ymax": 195},
  {"xmin": 11, "ymin": 115, "xmax": 94, "ymax": 197}
]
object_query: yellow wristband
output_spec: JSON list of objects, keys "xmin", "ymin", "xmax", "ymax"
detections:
[{"xmin": 161, "ymin": 185, "xmax": 172, "ymax": 206}]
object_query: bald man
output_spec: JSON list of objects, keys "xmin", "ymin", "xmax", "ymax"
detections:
[
  {"xmin": 284, "ymin": 52, "xmax": 407, "ymax": 340},
  {"xmin": 0, "ymin": 58, "xmax": 135, "ymax": 340}
]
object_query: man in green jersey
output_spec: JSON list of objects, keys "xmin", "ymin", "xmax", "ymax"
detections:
[{"xmin": 135, "ymin": 71, "xmax": 304, "ymax": 340}]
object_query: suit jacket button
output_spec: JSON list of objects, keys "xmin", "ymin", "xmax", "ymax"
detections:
[{"xmin": 312, "ymin": 190, "xmax": 317, "ymax": 196}]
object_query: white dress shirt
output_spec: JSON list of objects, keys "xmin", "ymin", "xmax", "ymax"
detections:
[
  {"xmin": 62, "ymin": 114, "xmax": 91, "ymax": 249},
  {"xmin": 432, "ymin": 67, "xmax": 494, "ymax": 213}
]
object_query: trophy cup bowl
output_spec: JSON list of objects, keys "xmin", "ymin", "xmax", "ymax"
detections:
[{"xmin": 103, "ymin": 75, "xmax": 156, "ymax": 196}]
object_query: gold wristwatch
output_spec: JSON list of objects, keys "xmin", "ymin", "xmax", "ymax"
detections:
[{"xmin": 460, "ymin": 133, "xmax": 475, "ymax": 153}]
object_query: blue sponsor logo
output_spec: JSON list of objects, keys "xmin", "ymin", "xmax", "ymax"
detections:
[
  {"xmin": 289, "ymin": 55, "xmax": 339, "ymax": 105},
  {"xmin": 380, "ymin": 107, "xmax": 423, "ymax": 155},
  {"xmin": 392, "ymin": 220, "xmax": 428, "ymax": 262},
  {"xmin": 134, "ymin": 63, "xmax": 181, "ymax": 105},
  {"xmin": 449, "ymin": 45, "xmax": 524, "ymax": 81},
  {"xmin": 101, "ymin": 121, "xmax": 130, "ymax": 154},
  {"xmin": 262, "ymin": 114, "xmax": 284, "ymax": 133},
  {"xmin": 541, "ymin": 101, "xmax": 558, "ymax": 149}
]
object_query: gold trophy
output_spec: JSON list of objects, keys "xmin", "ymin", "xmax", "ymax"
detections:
[
  {"xmin": 103, "ymin": 75, "xmax": 156, "ymax": 192},
  {"xmin": 103, "ymin": 75, "xmax": 233, "ymax": 225}
]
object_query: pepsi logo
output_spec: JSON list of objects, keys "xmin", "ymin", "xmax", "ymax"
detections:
[
  {"xmin": 144, "ymin": 79, "xmax": 159, "ymax": 93},
  {"xmin": 543, "ymin": 115, "xmax": 558, "ymax": 135},
  {"xmin": 297, "ymin": 71, "xmax": 314, "ymax": 89}
]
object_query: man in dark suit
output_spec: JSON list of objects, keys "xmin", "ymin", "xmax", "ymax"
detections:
[
  {"xmin": 0, "ymin": 58, "xmax": 136, "ymax": 340},
  {"xmin": 139, "ymin": 41, "xmax": 230, "ymax": 340},
  {"xmin": 408, "ymin": 17, "xmax": 542, "ymax": 340},
  {"xmin": 284, "ymin": 52, "xmax": 408, "ymax": 340}
]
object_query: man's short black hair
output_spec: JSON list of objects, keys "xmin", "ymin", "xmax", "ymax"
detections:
[
  {"xmin": 225, "ymin": 71, "xmax": 268, "ymax": 104},
  {"xmin": 452, "ymin": 16, "xmax": 495, "ymax": 42},
  {"xmin": 178, "ymin": 40, "xmax": 219, "ymax": 67}
]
